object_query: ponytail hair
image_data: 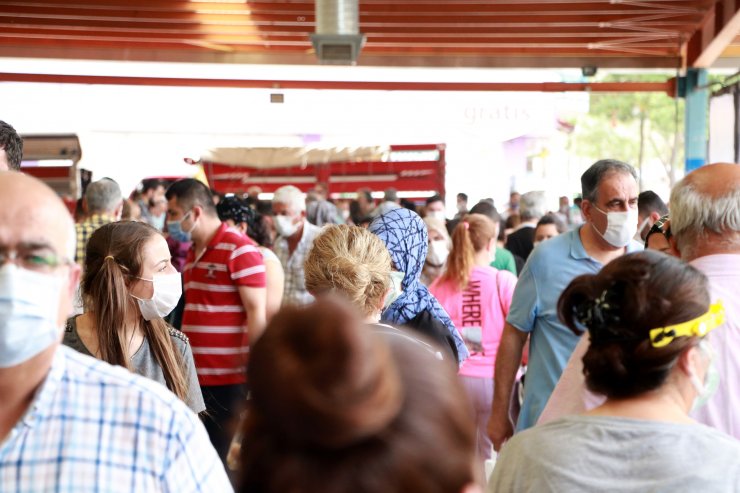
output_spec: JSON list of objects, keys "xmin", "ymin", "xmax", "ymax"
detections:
[
  {"xmin": 440, "ymin": 213, "xmax": 497, "ymax": 290},
  {"xmin": 82, "ymin": 221, "xmax": 189, "ymax": 402}
]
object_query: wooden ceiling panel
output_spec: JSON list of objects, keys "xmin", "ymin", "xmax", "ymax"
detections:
[{"xmin": 0, "ymin": 0, "xmax": 731, "ymax": 68}]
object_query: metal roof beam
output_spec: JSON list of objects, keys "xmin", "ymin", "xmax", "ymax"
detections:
[{"xmin": 0, "ymin": 72, "xmax": 677, "ymax": 94}]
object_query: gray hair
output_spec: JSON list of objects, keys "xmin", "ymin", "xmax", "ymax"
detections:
[
  {"xmin": 273, "ymin": 185, "xmax": 306, "ymax": 213},
  {"xmin": 670, "ymin": 177, "xmax": 740, "ymax": 257},
  {"xmin": 519, "ymin": 191, "xmax": 547, "ymax": 221},
  {"xmin": 581, "ymin": 159, "xmax": 638, "ymax": 202},
  {"xmin": 85, "ymin": 178, "xmax": 122, "ymax": 214},
  {"xmin": 384, "ymin": 187, "xmax": 399, "ymax": 203}
]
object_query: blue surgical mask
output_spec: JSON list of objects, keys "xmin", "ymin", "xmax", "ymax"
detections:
[
  {"xmin": 167, "ymin": 211, "xmax": 194, "ymax": 242},
  {"xmin": 150, "ymin": 213, "xmax": 166, "ymax": 231},
  {"xmin": 384, "ymin": 271, "xmax": 405, "ymax": 309},
  {"xmin": 0, "ymin": 264, "xmax": 65, "ymax": 368}
]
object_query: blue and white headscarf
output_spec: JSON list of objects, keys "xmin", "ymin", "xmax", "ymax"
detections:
[{"xmin": 369, "ymin": 208, "xmax": 469, "ymax": 362}]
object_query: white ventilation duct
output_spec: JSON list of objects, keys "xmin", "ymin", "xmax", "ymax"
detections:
[
  {"xmin": 311, "ymin": 0, "xmax": 365, "ymax": 64},
  {"xmin": 315, "ymin": 0, "xmax": 359, "ymax": 35}
]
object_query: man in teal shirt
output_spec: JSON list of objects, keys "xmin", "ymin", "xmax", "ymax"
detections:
[{"xmin": 488, "ymin": 159, "xmax": 643, "ymax": 449}]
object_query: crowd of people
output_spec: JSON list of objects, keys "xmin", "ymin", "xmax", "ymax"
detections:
[{"xmin": 2, "ymin": 116, "xmax": 740, "ymax": 492}]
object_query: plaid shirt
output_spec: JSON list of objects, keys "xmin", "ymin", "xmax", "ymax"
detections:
[
  {"xmin": 0, "ymin": 346, "xmax": 232, "ymax": 492},
  {"xmin": 274, "ymin": 220, "xmax": 322, "ymax": 306},
  {"xmin": 75, "ymin": 213, "xmax": 116, "ymax": 264}
]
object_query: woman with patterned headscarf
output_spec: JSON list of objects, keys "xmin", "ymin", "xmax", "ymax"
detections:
[{"xmin": 369, "ymin": 207, "xmax": 468, "ymax": 365}]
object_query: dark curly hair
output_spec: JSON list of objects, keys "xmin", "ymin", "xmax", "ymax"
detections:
[
  {"xmin": 216, "ymin": 196, "xmax": 273, "ymax": 248},
  {"xmin": 0, "ymin": 120, "xmax": 23, "ymax": 170}
]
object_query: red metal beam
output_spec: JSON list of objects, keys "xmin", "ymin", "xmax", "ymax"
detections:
[{"xmin": 0, "ymin": 72, "xmax": 676, "ymax": 94}]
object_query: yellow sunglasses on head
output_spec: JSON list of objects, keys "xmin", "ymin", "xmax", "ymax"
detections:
[{"xmin": 649, "ymin": 302, "xmax": 725, "ymax": 348}]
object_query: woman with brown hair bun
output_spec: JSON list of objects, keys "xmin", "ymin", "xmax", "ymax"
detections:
[
  {"xmin": 488, "ymin": 251, "xmax": 740, "ymax": 492},
  {"xmin": 238, "ymin": 298, "xmax": 480, "ymax": 493},
  {"xmin": 63, "ymin": 221, "xmax": 204, "ymax": 413}
]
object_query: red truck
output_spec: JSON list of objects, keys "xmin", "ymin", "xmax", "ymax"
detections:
[{"xmin": 191, "ymin": 143, "xmax": 446, "ymax": 202}]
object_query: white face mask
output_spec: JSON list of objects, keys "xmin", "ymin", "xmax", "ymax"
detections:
[
  {"xmin": 591, "ymin": 205, "xmax": 638, "ymax": 248},
  {"xmin": 275, "ymin": 214, "xmax": 300, "ymax": 238},
  {"xmin": 131, "ymin": 272, "xmax": 182, "ymax": 321},
  {"xmin": 0, "ymin": 264, "xmax": 65, "ymax": 368},
  {"xmin": 635, "ymin": 216, "xmax": 652, "ymax": 241},
  {"xmin": 384, "ymin": 271, "xmax": 405, "ymax": 309},
  {"xmin": 428, "ymin": 210, "xmax": 446, "ymax": 222},
  {"xmin": 427, "ymin": 240, "xmax": 449, "ymax": 267}
]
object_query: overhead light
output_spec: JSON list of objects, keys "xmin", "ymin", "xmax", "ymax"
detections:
[{"xmin": 582, "ymin": 66, "xmax": 598, "ymax": 77}]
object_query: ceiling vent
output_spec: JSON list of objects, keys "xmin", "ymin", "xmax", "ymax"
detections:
[{"xmin": 311, "ymin": 0, "xmax": 365, "ymax": 65}]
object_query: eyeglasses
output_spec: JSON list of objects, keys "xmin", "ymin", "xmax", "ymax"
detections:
[
  {"xmin": 649, "ymin": 302, "xmax": 725, "ymax": 348},
  {"xmin": 0, "ymin": 247, "xmax": 72, "ymax": 274}
]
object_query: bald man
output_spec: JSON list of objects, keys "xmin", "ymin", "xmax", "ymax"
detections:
[
  {"xmin": 538, "ymin": 163, "xmax": 740, "ymax": 440},
  {"xmin": 0, "ymin": 172, "xmax": 231, "ymax": 491}
]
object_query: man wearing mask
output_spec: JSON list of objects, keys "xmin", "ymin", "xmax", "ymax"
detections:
[
  {"xmin": 426, "ymin": 194, "xmax": 447, "ymax": 223},
  {"xmin": 272, "ymin": 185, "xmax": 322, "ymax": 305},
  {"xmin": 488, "ymin": 159, "xmax": 642, "ymax": 450},
  {"xmin": 454, "ymin": 192, "xmax": 469, "ymax": 220},
  {"xmin": 0, "ymin": 172, "xmax": 230, "ymax": 491},
  {"xmin": 166, "ymin": 178, "xmax": 266, "ymax": 463},
  {"xmin": 538, "ymin": 163, "xmax": 740, "ymax": 441},
  {"xmin": 136, "ymin": 178, "xmax": 165, "ymax": 227}
]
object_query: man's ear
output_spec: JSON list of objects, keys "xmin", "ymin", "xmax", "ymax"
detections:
[
  {"xmin": 650, "ymin": 211, "xmax": 661, "ymax": 223},
  {"xmin": 191, "ymin": 205, "xmax": 203, "ymax": 221},
  {"xmin": 580, "ymin": 199, "xmax": 594, "ymax": 223}
]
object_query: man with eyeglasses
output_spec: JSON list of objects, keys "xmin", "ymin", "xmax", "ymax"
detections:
[{"xmin": 0, "ymin": 171, "xmax": 231, "ymax": 491}]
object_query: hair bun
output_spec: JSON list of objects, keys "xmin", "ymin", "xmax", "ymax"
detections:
[
  {"xmin": 249, "ymin": 300, "xmax": 404, "ymax": 448},
  {"xmin": 574, "ymin": 288, "xmax": 626, "ymax": 343}
]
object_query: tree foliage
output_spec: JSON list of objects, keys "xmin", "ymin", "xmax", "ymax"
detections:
[{"xmin": 569, "ymin": 74, "xmax": 685, "ymax": 186}]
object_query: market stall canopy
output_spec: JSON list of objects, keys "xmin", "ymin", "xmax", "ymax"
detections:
[{"xmin": 199, "ymin": 145, "xmax": 390, "ymax": 169}]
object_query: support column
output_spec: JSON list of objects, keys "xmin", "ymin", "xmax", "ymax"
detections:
[{"xmin": 685, "ymin": 68, "xmax": 709, "ymax": 172}]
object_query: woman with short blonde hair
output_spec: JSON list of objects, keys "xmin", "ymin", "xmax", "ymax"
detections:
[{"xmin": 304, "ymin": 224, "xmax": 392, "ymax": 319}]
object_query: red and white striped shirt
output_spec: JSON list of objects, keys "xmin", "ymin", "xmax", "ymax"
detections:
[{"xmin": 182, "ymin": 223, "xmax": 266, "ymax": 386}]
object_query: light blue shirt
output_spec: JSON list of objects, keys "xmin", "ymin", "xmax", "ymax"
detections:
[{"xmin": 507, "ymin": 227, "xmax": 642, "ymax": 431}]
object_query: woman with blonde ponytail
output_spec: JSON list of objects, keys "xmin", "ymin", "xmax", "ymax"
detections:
[
  {"xmin": 430, "ymin": 213, "xmax": 517, "ymax": 465},
  {"xmin": 63, "ymin": 221, "xmax": 204, "ymax": 413}
]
